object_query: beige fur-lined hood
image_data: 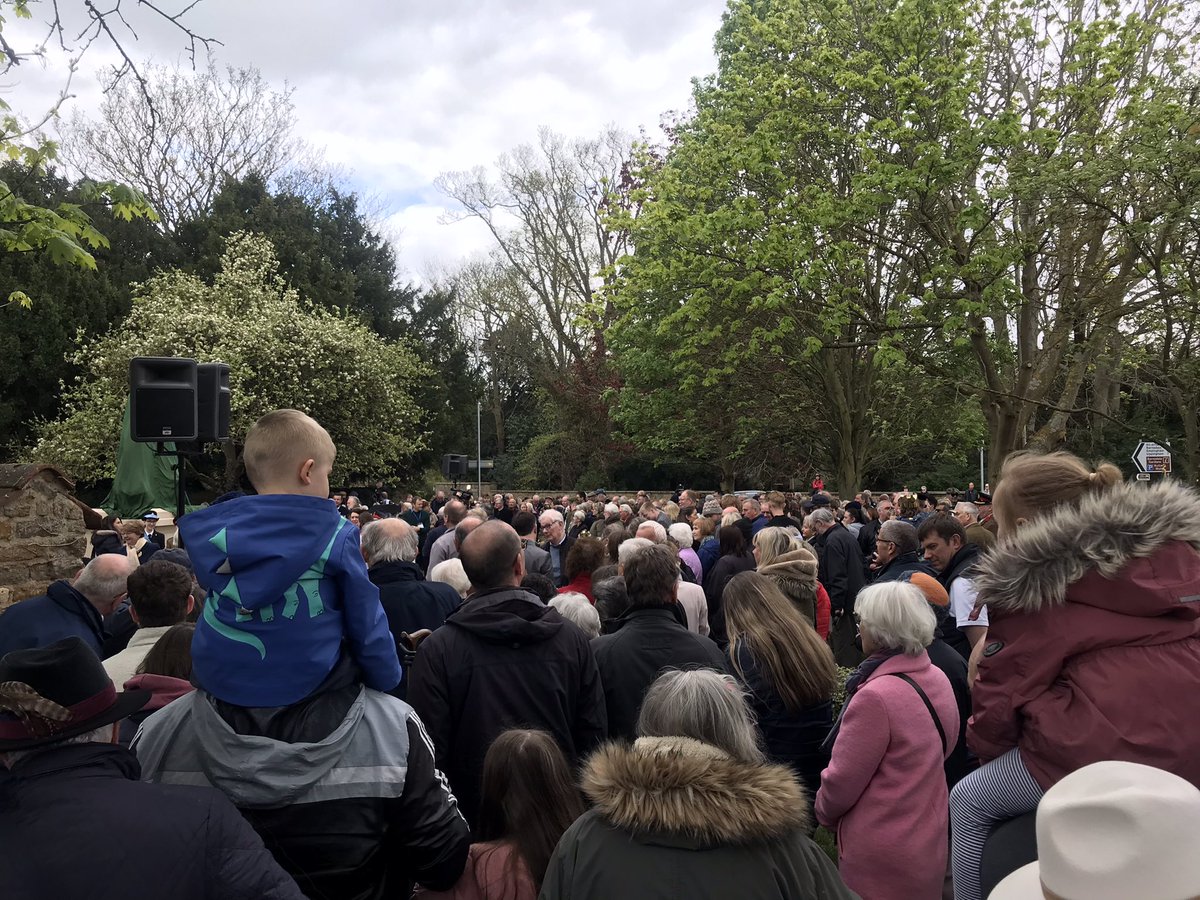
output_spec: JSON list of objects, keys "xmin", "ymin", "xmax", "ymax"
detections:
[
  {"xmin": 582, "ymin": 736, "xmax": 809, "ymax": 846},
  {"xmin": 974, "ymin": 480, "xmax": 1200, "ymax": 614}
]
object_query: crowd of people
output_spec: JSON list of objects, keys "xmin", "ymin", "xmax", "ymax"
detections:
[{"xmin": 2, "ymin": 407, "xmax": 1200, "ymax": 900}]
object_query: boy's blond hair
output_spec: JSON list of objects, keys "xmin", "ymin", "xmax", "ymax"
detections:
[{"xmin": 243, "ymin": 409, "xmax": 336, "ymax": 490}]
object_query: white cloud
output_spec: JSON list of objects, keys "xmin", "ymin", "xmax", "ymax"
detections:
[{"xmin": 2, "ymin": 0, "xmax": 725, "ymax": 280}]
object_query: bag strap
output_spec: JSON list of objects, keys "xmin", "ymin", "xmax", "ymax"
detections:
[{"xmin": 888, "ymin": 673, "xmax": 947, "ymax": 755}]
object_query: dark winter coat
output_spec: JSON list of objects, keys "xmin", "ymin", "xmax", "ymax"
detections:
[
  {"xmin": 814, "ymin": 523, "xmax": 867, "ymax": 617},
  {"xmin": 135, "ymin": 655, "xmax": 470, "ymax": 900},
  {"xmin": 970, "ymin": 480, "xmax": 1200, "ymax": 791},
  {"xmin": 89, "ymin": 529, "xmax": 124, "ymax": 559},
  {"xmin": 856, "ymin": 518, "xmax": 879, "ymax": 564},
  {"xmin": 407, "ymin": 587, "xmax": 607, "ymax": 827},
  {"xmin": 0, "ymin": 743, "xmax": 304, "ymax": 900},
  {"xmin": 871, "ymin": 551, "xmax": 936, "ymax": 584},
  {"xmin": 703, "ymin": 552, "xmax": 756, "ymax": 647},
  {"xmin": 369, "ymin": 560, "xmax": 461, "ymax": 640},
  {"xmin": 590, "ymin": 606, "xmax": 727, "ymax": 742},
  {"xmin": 0, "ymin": 581, "xmax": 106, "ymax": 659},
  {"xmin": 541, "ymin": 737, "xmax": 857, "ymax": 900},
  {"xmin": 731, "ymin": 641, "xmax": 832, "ymax": 797}
]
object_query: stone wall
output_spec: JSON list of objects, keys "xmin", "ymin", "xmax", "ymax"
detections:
[{"xmin": 0, "ymin": 470, "xmax": 87, "ymax": 610}]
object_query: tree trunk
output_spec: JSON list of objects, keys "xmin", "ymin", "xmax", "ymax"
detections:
[{"xmin": 222, "ymin": 442, "xmax": 244, "ymax": 492}]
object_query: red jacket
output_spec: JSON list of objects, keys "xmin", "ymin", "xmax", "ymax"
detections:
[
  {"xmin": 970, "ymin": 481, "xmax": 1200, "ymax": 790},
  {"xmin": 815, "ymin": 583, "xmax": 831, "ymax": 640}
]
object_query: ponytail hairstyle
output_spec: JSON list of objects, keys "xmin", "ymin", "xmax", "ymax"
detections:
[{"xmin": 993, "ymin": 451, "xmax": 1123, "ymax": 533}]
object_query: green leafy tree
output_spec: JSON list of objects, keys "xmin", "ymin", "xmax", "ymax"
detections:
[
  {"xmin": 607, "ymin": 0, "xmax": 974, "ymax": 492},
  {"xmin": 0, "ymin": 0, "xmax": 211, "ymax": 303},
  {"xmin": 30, "ymin": 232, "xmax": 427, "ymax": 488},
  {"xmin": 175, "ymin": 173, "xmax": 411, "ymax": 339},
  {"xmin": 0, "ymin": 161, "xmax": 175, "ymax": 452}
]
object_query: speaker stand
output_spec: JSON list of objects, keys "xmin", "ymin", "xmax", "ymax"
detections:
[{"xmin": 154, "ymin": 442, "xmax": 195, "ymax": 547}]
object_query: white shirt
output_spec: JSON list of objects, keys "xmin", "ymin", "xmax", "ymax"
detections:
[{"xmin": 950, "ymin": 578, "xmax": 988, "ymax": 629}]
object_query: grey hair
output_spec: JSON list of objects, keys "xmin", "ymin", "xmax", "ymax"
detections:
[
  {"xmin": 73, "ymin": 555, "xmax": 131, "ymax": 604},
  {"xmin": 617, "ymin": 536, "xmax": 654, "ymax": 568},
  {"xmin": 618, "ymin": 503, "xmax": 633, "ymax": 515},
  {"xmin": 668, "ymin": 522, "xmax": 693, "ymax": 548},
  {"xmin": 720, "ymin": 509, "xmax": 743, "ymax": 528},
  {"xmin": 878, "ymin": 520, "xmax": 919, "ymax": 556},
  {"xmin": 359, "ymin": 520, "xmax": 418, "ymax": 564},
  {"xmin": 572, "ymin": 509, "xmax": 586, "ymax": 524},
  {"xmin": 855, "ymin": 582, "xmax": 936, "ymax": 656},
  {"xmin": 604, "ymin": 502, "xmax": 620, "ymax": 516},
  {"xmin": 1, "ymin": 723, "xmax": 116, "ymax": 768},
  {"xmin": 637, "ymin": 669, "xmax": 764, "ymax": 765},
  {"xmin": 637, "ymin": 520, "xmax": 668, "ymax": 544},
  {"xmin": 429, "ymin": 558, "xmax": 472, "ymax": 599},
  {"xmin": 549, "ymin": 593, "xmax": 601, "ymax": 639},
  {"xmin": 954, "ymin": 501, "xmax": 980, "ymax": 521},
  {"xmin": 539, "ymin": 509, "xmax": 565, "ymax": 526},
  {"xmin": 810, "ymin": 508, "xmax": 836, "ymax": 527}
]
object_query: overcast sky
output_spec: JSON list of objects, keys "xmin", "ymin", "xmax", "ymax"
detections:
[{"xmin": 4, "ymin": 0, "xmax": 725, "ymax": 281}]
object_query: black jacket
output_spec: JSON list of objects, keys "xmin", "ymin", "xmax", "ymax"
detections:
[
  {"xmin": 703, "ymin": 553, "xmax": 756, "ymax": 647},
  {"xmin": 134, "ymin": 655, "xmax": 470, "ymax": 900},
  {"xmin": 591, "ymin": 606, "xmax": 727, "ymax": 741},
  {"xmin": 732, "ymin": 641, "xmax": 832, "ymax": 797},
  {"xmin": 927, "ymin": 637, "xmax": 973, "ymax": 788},
  {"xmin": 872, "ymin": 551, "xmax": 937, "ymax": 583},
  {"xmin": 857, "ymin": 518, "xmax": 879, "ymax": 563},
  {"xmin": 1, "ymin": 744, "xmax": 303, "ymax": 900},
  {"xmin": 937, "ymin": 542, "xmax": 983, "ymax": 659},
  {"xmin": 815, "ymin": 523, "xmax": 868, "ymax": 616},
  {"xmin": 407, "ymin": 587, "xmax": 607, "ymax": 827},
  {"xmin": 369, "ymin": 560, "xmax": 460, "ymax": 640}
]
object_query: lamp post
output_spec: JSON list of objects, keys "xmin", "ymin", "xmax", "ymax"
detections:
[{"xmin": 477, "ymin": 400, "xmax": 483, "ymax": 499}]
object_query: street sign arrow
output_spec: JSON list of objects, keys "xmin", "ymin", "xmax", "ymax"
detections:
[{"xmin": 1132, "ymin": 441, "xmax": 1172, "ymax": 474}]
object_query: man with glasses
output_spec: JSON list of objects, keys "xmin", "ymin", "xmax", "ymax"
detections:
[
  {"xmin": 539, "ymin": 509, "xmax": 574, "ymax": 587},
  {"xmin": 869, "ymin": 520, "xmax": 935, "ymax": 582}
]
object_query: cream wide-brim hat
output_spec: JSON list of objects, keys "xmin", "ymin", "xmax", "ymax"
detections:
[{"xmin": 989, "ymin": 760, "xmax": 1200, "ymax": 900}]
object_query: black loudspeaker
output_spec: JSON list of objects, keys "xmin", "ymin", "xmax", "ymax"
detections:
[
  {"xmin": 130, "ymin": 357, "xmax": 198, "ymax": 442},
  {"xmin": 441, "ymin": 454, "xmax": 468, "ymax": 478},
  {"xmin": 197, "ymin": 362, "xmax": 231, "ymax": 442}
]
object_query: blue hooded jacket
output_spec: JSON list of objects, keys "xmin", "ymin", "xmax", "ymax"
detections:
[{"xmin": 180, "ymin": 494, "xmax": 401, "ymax": 707}]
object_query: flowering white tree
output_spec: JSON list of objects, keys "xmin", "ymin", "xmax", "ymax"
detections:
[{"xmin": 33, "ymin": 232, "xmax": 427, "ymax": 487}]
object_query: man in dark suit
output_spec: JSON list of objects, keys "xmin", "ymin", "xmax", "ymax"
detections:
[
  {"xmin": 141, "ymin": 512, "xmax": 166, "ymax": 549},
  {"xmin": 538, "ymin": 508, "xmax": 574, "ymax": 587}
]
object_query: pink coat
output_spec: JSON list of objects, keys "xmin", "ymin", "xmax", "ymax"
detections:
[
  {"xmin": 815, "ymin": 652, "xmax": 959, "ymax": 900},
  {"xmin": 415, "ymin": 842, "xmax": 536, "ymax": 900}
]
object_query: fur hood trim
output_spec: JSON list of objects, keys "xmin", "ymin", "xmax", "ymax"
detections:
[
  {"xmin": 975, "ymin": 481, "xmax": 1200, "ymax": 613},
  {"xmin": 759, "ymin": 547, "xmax": 818, "ymax": 584},
  {"xmin": 582, "ymin": 736, "xmax": 809, "ymax": 845}
]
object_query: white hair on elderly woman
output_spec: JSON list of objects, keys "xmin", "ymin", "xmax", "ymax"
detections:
[
  {"xmin": 549, "ymin": 593, "xmax": 601, "ymax": 639},
  {"xmin": 428, "ymin": 558, "xmax": 472, "ymax": 599},
  {"xmin": 854, "ymin": 582, "xmax": 936, "ymax": 656},
  {"xmin": 667, "ymin": 522, "xmax": 693, "ymax": 549},
  {"xmin": 617, "ymin": 536, "xmax": 654, "ymax": 569},
  {"xmin": 636, "ymin": 669, "xmax": 764, "ymax": 764}
]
